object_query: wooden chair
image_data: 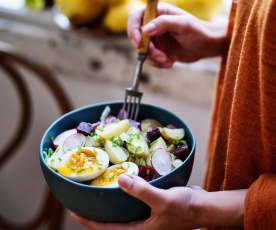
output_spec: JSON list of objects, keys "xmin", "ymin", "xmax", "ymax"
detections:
[{"xmin": 0, "ymin": 43, "xmax": 73, "ymax": 230}]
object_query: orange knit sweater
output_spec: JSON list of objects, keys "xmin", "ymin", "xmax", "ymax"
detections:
[{"xmin": 204, "ymin": 0, "xmax": 276, "ymax": 229}]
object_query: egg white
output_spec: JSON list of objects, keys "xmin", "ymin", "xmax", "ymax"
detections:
[
  {"xmin": 91, "ymin": 162, "xmax": 139, "ymax": 188},
  {"xmin": 46, "ymin": 146, "xmax": 68, "ymax": 170},
  {"xmin": 56, "ymin": 147, "xmax": 109, "ymax": 182}
]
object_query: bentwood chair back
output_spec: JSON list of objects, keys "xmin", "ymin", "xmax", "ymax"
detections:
[{"xmin": 0, "ymin": 43, "xmax": 73, "ymax": 230}]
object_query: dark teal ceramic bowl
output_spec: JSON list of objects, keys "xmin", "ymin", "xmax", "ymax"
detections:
[{"xmin": 40, "ymin": 101, "xmax": 195, "ymax": 223}]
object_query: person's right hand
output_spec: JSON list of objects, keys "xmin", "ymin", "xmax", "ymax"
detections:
[{"xmin": 128, "ymin": 3, "xmax": 227, "ymax": 68}]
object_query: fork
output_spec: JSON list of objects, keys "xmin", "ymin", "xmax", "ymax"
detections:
[{"xmin": 123, "ymin": 0, "xmax": 159, "ymax": 121}]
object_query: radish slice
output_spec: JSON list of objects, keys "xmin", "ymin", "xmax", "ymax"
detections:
[
  {"xmin": 53, "ymin": 129, "xmax": 77, "ymax": 148},
  {"xmin": 63, "ymin": 133, "xmax": 86, "ymax": 152},
  {"xmin": 151, "ymin": 148, "xmax": 173, "ymax": 176}
]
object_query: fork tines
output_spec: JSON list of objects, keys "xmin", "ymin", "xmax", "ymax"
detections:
[{"xmin": 123, "ymin": 88, "xmax": 143, "ymax": 121}]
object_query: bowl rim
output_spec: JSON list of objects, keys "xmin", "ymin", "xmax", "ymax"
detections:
[{"xmin": 40, "ymin": 101, "xmax": 196, "ymax": 190}]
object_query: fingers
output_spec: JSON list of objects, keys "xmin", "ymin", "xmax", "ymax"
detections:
[
  {"xmin": 189, "ymin": 185, "xmax": 206, "ymax": 191},
  {"xmin": 147, "ymin": 42, "xmax": 174, "ymax": 68},
  {"xmin": 71, "ymin": 213, "xmax": 143, "ymax": 230},
  {"xmin": 127, "ymin": 7, "xmax": 145, "ymax": 49},
  {"xmin": 127, "ymin": 2, "xmax": 185, "ymax": 49},
  {"xmin": 118, "ymin": 174, "xmax": 168, "ymax": 208},
  {"xmin": 143, "ymin": 15, "xmax": 188, "ymax": 37}
]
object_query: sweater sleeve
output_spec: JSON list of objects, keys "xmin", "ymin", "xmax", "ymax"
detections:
[{"xmin": 244, "ymin": 174, "xmax": 276, "ymax": 229}]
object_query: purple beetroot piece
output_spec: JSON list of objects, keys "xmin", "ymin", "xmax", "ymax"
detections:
[
  {"xmin": 77, "ymin": 122, "xmax": 94, "ymax": 136},
  {"xmin": 138, "ymin": 166, "xmax": 155, "ymax": 181},
  {"xmin": 174, "ymin": 144, "xmax": 190, "ymax": 161},
  {"xmin": 146, "ymin": 128, "xmax": 161, "ymax": 143}
]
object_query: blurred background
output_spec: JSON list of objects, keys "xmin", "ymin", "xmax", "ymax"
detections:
[{"xmin": 0, "ymin": 0, "xmax": 231, "ymax": 229}]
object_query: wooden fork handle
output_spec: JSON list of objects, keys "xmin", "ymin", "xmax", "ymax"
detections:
[{"xmin": 138, "ymin": 0, "xmax": 159, "ymax": 55}]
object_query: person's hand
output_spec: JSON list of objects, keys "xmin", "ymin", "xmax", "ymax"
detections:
[
  {"xmin": 71, "ymin": 174, "xmax": 207, "ymax": 230},
  {"xmin": 71, "ymin": 174, "xmax": 248, "ymax": 230},
  {"xmin": 128, "ymin": 3, "xmax": 227, "ymax": 68}
]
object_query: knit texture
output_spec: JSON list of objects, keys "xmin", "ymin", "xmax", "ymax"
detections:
[{"xmin": 204, "ymin": 0, "xmax": 276, "ymax": 229}]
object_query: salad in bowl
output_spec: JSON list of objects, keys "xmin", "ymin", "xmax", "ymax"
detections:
[{"xmin": 44, "ymin": 106, "xmax": 190, "ymax": 187}]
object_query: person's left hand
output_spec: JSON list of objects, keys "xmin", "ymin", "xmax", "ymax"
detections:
[{"xmin": 71, "ymin": 174, "xmax": 206, "ymax": 230}]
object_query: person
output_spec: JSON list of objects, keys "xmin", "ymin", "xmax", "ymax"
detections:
[{"xmin": 72, "ymin": 0, "xmax": 276, "ymax": 229}]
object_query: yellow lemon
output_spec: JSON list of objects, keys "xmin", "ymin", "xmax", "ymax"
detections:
[
  {"xmin": 98, "ymin": 0, "xmax": 124, "ymax": 6},
  {"xmin": 141, "ymin": 0, "xmax": 178, "ymax": 6},
  {"xmin": 178, "ymin": 0, "xmax": 223, "ymax": 20},
  {"xmin": 104, "ymin": 0, "xmax": 145, "ymax": 33},
  {"xmin": 55, "ymin": 0, "xmax": 105, "ymax": 25},
  {"xmin": 160, "ymin": 0, "xmax": 179, "ymax": 6}
]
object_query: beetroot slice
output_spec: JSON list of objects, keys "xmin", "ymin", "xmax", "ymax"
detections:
[
  {"xmin": 174, "ymin": 144, "xmax": 190, "ymax": 161},
  {"xmin": 138, "ymin": 165, "xmax": 155, "ymax": 181},
  {"xmin": 77, "ymin": 122, "xmax": 94, "ymax": 136},
  {"xmin": 63, "ymin": 133, "xmax": 86, "ymax": 152},
  {"xmin": 151, "ymin": 148, "xmax": 172, "ymax": 176},
  {"xmin": 53, "ymin": 129, "xmax": 77, "ymax": 148}
]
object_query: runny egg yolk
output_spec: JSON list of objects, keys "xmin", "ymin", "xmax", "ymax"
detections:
[
  {"xmin": 91, "ymin": 166, "xmax": 128, "ymax": 186},
  {"xmin": 58, "ymin": 149, "xmax": 103, "ymax": 176}
]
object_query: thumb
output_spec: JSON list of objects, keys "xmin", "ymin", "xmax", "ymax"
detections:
[
  {"xmin": 142, "ymin": 15, "xmax": 186, "ymax": 36},
  {"xmin": 118, "ymin": 174, "xmax": 167, "ymax": 208}
]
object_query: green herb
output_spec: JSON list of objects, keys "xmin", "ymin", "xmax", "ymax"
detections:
[
  {"xmin": 50, "ymin": 136, "xmax": 54, "ymax": 142},
  {"xmin": 115, "ymin": 120, "xmax": 120, "ymax": 123},
  {"xmin": 111, "ymin": 137, "xmax": 123, "ymax": 147},
  {"xmin": 109, "ymin": 173, "xmax": 115, "ymax": 179},
  {"xmin": 150, "ymin": 139, "xmax": 158, "ymax": 147},
  {"xmin": 48, "ymin": 148, "xmax": 54, "ymax": 157},
  {"xmin": 51, "ymin": 159, "xmax": 55, "ymax": 164},
  {"xmin": 128, "ymin": 137, "xmax": 133, "ymax": 143},
  {"xmin": 98, "ymin": 138, "xmax": 105, "ymax": 146},
  {"xmin": 90, "ymin": 132, "xmax": 96, "ymax": 137},
  {"xmin": 146, "ymin": 169, "xmax": 150, "ymax": 176},
  {"xmin": 98, "ymin": 167, "xmax": 103, "ymax": 170},
  {"xmin": 96, "ymin": 160, "xmax": 103, "ymax": 166},
  {"xmin": 173, "ymin": 139, "xmax": 187, "ymax": 146},
  {"xmin": 135, "ymin": 146, "xmax": 141, "ymax": 153},
  {"xmin": 98, "ymin": 126, "xmax": 104, "ymax": 132},
  {"xmin": 127, "ymin": 163, "xmax": 130, "ymax": 168},
  {"xmin": 77, "ymin": 169, "xmax": 85, "ymax": 173},
  {"xmin": 136, "ymin": 133, "xmax": 141, "ymax": 140},
  {"xmin": 149, "ymin": 150, "xmax": 153, "ymax": 155},
  {"xmin": 180, "ymin": 140, "xmax": 187, "ymax": 145},
  {"xmin": 140, "ymin": 159, "xmax": 146, "ymax": 166},
  {"xmin": 102, "ymin": 175, "xmax": 107, "ymax": 179},
  {"xmin": 58, "ymin": 157, "xmax": 62, "ymax": 162},
  {"xmin": 71, "ymin": 167, "xmax": 76, "ymax": 171},
  {"xmin": 117, "ymin": 138, "xmax": 123, "ymax": 146}
]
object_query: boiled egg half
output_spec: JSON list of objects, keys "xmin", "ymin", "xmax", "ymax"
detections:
[
  {"xmin": 91, "ymin": 162, "xmax": 138, "ymax": 188},
  {"xmin": 50, "ymin": 147, "xmax": 109, "ymax": 182}
]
